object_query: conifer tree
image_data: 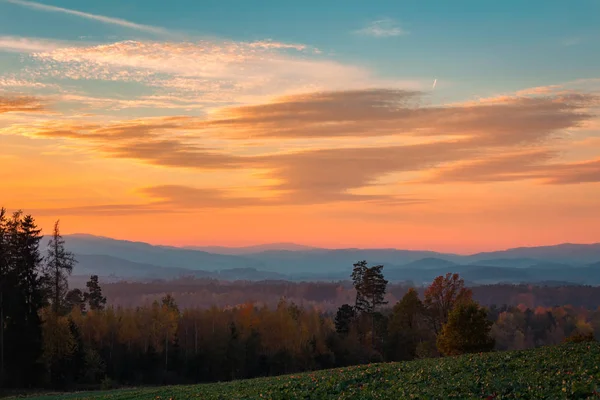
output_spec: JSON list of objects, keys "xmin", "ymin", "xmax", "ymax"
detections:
[
  {"xmin": 45, "ymin": 220, "xmax": 77, "ymax": 314},
  {"xmin": 85, "ymin": 275, "xmax": 106, "ymax": 311},
  {"xmin": 351, "ymin": 261, "xmax": 388, "ymax": 350},
  {"xmin": 3, "ymin": 211, "xmax": 45, "ymax": 387}
]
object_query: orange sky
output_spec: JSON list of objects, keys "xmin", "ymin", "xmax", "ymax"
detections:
[{"xmin": 1, "ymin": 7, "xmax": 599, "ymax": 253}]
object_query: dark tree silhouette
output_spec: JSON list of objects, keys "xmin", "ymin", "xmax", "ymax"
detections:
[
  {"xmin": 387, "ymin": 288, "xmax": 425, "ymax": 360},
  {"xmin": 44, "ymin": 220, "xmax": 76, "ymax": 314},
  {"xmin": 335, "ymin": 304, "xmax": 356, "ymax": 335},
  {"xmin": 85, "ymin": 275, "xmax": 106, "ymax": 311},
  {"xmin": 351, "ymin": 261, "xmax": 388, "ymax": 314},
  {"xmin": 2, "ymin": 210, "xmax": 45, "ymax": 387},
  {"xmin": 65, "ymin": 289, "xmax": 86, "ymax": 313},
  {"xmin": 351, "ymin": 261, "xmax": 388, "ymax": 350}
]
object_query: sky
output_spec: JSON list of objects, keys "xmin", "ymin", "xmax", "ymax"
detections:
[{"xmin": 0, "ymin": 0, "xmax": 599, "ymax": 253}]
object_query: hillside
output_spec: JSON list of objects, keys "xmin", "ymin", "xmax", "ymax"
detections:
[{"xmin": 25, "ymin": 343, "xmax": 600, "ymax": 399}]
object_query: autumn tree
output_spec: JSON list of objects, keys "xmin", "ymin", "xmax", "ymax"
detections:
[
  {"xmin": 436, "ymin": 300, "xmax": 495, "ymax": 356},
  {"xmin": 44, "ymin": 220, "xmax": 77, "ymax": 314},
  {"xmin": 424, "ymin": 273, "xmax": 472, "ymax": 334},
  {"xmin": 85, "ymin": 275, "xmax": 106, "ymax": 311},
  {"xmin": 40, "ymin": 307, "xmax": 76, "ymax": 389},
  {"xmin": 160, "ymin": 294, "xmax": 179, "ymax": 368}
]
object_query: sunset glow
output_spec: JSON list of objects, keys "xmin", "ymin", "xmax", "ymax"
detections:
[{"xmin": 1, "ymin": 0, "xmax": 599, "ymax": 252}]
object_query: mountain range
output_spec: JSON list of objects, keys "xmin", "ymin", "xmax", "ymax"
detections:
[{"xmin": 60, "ymin": 234, "xmax": 600, "ymax": 285}]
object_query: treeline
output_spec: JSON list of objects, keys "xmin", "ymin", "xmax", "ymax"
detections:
[
  {"xmin": 88, "ymin": 277, "xmax": 600, "ymax": 312},
  {"xmin": 1, "ymin": 208, "xmax": 598, "ymax": 392},
  {"xmin": 0, "ymin": 209, "xmax": 107, "ymax": 388}
]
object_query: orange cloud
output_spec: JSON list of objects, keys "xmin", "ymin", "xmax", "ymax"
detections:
[
  {"xmin": 3, "ymin": 88, "xmax": 599, "ymax": 210},
  {"xmin": 0, "ymin": 95, "xmax": 46, "ymax": 114},
  {"xmin": 427, "ymin": 151, "xmax": 600, "ymax": 184},
  {"xmin": 199, "ymin": 90, "xmax": 596, "ymax": 145}
]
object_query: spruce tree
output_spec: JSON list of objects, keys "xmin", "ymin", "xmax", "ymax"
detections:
[
  {"xmin": 44, "ymin": 220, "xmax": 76, "ymax": 314},
  {"xmin": 4, "ymin": 211, "xmax": 45, "ymax": 387},
  {"xmin": 351, "ymin": 261, "xmax": 388, "ymax": 350}
]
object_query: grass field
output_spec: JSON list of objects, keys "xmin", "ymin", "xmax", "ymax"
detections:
[{"xmin": 22, "ymin": 342, "xmax": 600, "ymax": 399}]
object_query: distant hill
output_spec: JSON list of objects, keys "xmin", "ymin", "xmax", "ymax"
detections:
[
  {"xmin": 61, "ymin": 234, "xmax": 600, "ymax": 285},
  {"xmin": 63, "ymin": 234, "xmax": 263, "ymax": 271},
  {"xmin": 400, "ymin": 257, "xmax": 459, "ymax": 270},
  {"xmin": 468, "ymin": 243, "xmax": 600, "ymax": 265},
  {"xmin": 184, "ymin": 242, "xmax": 319, "ymax": 255},
  {"xmin": 468, "ymin": 258, "xmax": 541, "ymax": 268},
  {"xmin": 72, "ymin": 254, "xmax": 208, "ymax": 279}
]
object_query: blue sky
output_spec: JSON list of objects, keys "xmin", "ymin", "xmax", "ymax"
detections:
[
  {"xmin": 1, "ymin": 0, "xmax": 599, "ymax": 101},
  {"xmin": 0, "ymin": 0, "xmax": 599, "ymax": 250}
]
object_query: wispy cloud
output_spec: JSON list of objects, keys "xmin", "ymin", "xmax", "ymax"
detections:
[
  {"xmin": 4, "ymin": 88, "xmax": 598, "ymax": 207},
  {"xmin": 355, "ymin": 18, "xmax": 408, "ymax": 37},
  {"xmin": 427, "ymin": 151, "xmax": 600, "ymax": 185},
  {"xmin": 20, "ymin": 39, "xmax": 417, "ymax": 107},
  {"xmin": 0, "ymin": 35, "xmax": 66, "ymax": 53},
  {"xmin": 0, "ymin": 95, "xmax": 46, "ymax": 113},
  {"xmin": 4, "ymin": 0, "xmax": 170, "ymax": 36}
]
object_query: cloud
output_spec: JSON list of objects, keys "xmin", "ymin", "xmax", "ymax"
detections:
[
  {"xmin": 0, "ymin": 36, "xmax": 67, "ymax": 53},
  {"xmin": 21, "ymin": 39, "xmax": 404, "ymax": 107},
  {"xmin": 3, "ymin": 87, "xmax": 598, "ymax": 206},
  {"xmin": 257, "ymin": 142, "xmax": 470, "ymax": 204},
  {"xmin": 0, "ymin": 95, "xmax": 46, "ymax": 113},
  {"xmin": 197, "ymin": 89, "xmax": 596, "ymax": 145},
  {"xmin": 24, "ymin": 203, "xmax": 175, "ymax": 216},
  {"xmin": 139, "ymin": 185, "xmax": 269, "ymax": 208},
  {"xmin": 247, "ymin": 40, "xmax": 309, "ymax": 52},
  {"xmin": 4, "ymin": 0, "xmax": 170, "ymax": 36},
  {"xmin": 427, "ymin": 151, "xmax": 600, "ymax": 185},
  {"xmin": 355, "ymin": 19, "xmax": 408, "ymax": 37},
  {"xmin": 0, "ymin": 77, "xmax": 58, "ymax": 89}
]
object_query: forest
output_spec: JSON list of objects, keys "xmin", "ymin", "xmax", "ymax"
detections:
[{"xmin": 0, "ymin": 208, "xmax": 598, "ymax": 392}]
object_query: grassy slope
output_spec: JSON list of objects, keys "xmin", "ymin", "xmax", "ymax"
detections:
[{"xmin": 23, "ymin": 343, "xmax": 600, "ymax": 400}]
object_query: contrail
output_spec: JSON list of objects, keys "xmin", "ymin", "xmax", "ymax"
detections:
[
  {"xmin": 4, "ymin": 0, "xmax": 170, "ymax": 36},
  {"xmin": 432, "ymin": 79, "xmax": 437, "ymax": 90}
]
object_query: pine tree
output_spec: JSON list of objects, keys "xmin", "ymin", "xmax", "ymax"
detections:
[
  {"xmin": 85, "ymin": 275, "xmax": 106, "ymax": 311},
  {"xmin": 351, "ymin": 261, "xmax": 388, "ymax": 314},
  {"xmin": 44, "ymin": 220, "xmax": 77, "ymax": 315},
  {"xmin": 351, "ymin": 261, "xmax": 388, "ymax": 351}
]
